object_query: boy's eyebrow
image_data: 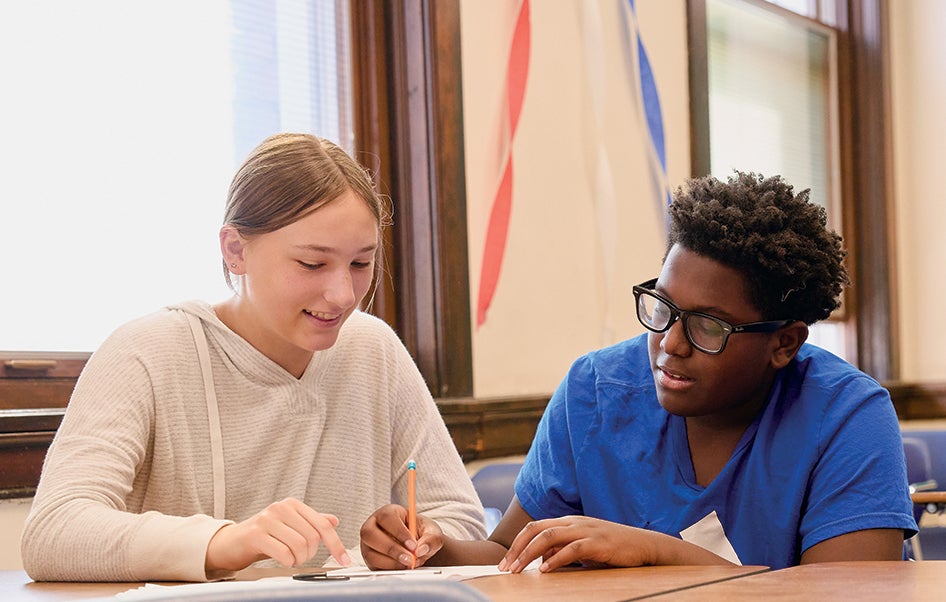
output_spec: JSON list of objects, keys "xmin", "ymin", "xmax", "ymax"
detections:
[{"xmin": 653, "ymin": 287, "xmax": 739, "ymax": 321}]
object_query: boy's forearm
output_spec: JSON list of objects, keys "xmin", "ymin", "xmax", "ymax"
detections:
[
  {"xmin": 649, "ymin": 531, "xmax": 736, "ymax": 567},
  {"xmin": 428, "ymin": 535, "xmax": 509, "ymax": 566}
]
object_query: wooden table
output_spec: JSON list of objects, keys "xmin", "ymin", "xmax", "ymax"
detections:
[
  {"xmin": 658, "ymin": 561, "xmax": 946, "ymax": 600},
  {"xmin": 466, "ymin": 564, "xmax": 767, "ymax": 600},
  {"xmin": 0, "ymin": 565, "xmax": 768, "ymax": 601}
]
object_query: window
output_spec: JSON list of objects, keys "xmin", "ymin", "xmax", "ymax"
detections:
[
  {"xmin": 1, "ymin": 0, "xmax": 479, "ymax": 495},
  {"xmin": 0, "ymin": 0, "xmax": 358, "ymax": 495},
  {"xmin": 689, "ymin": 0, "xmax": 897, "ymax": 377},
  {"xmin": 703, "ymin": 0, "xmax": 845, "ymax": 356},
  {"xmin": 0, "ymin": 0, "xmax": 352, "ymax": 353}
]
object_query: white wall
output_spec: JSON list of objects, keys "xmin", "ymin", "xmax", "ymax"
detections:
[
  {"xmin": 0, "ymin": 498, "xmax": 31, "ymax": 569},
  {"xmin": 462, "ymin": 0, "xmax": 690, "ymax": 397},
  {"xmin": 461, "ymin": 0, "xmax": 946, "ymax": 391},
  {"xmin": 890, "ymin": 0, "xmax": 946, "ymax": 383}
]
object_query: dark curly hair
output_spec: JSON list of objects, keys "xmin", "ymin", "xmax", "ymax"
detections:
[{"xmin": 666, "ymin": 171, "xmax": 849, "ymax": 325}]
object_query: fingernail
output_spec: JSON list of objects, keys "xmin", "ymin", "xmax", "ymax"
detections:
[
  {"xmin": 405, "ymin": 539, "xmax": 416, "ymax": 552},
  {"xmin": 497, "ymin": 558, "xmax": 508, "ymax": 571},
  {"xmin": 399, "ymin": 553, "xmax": 413, "ymax": 567},
  {"xmin": 540, "ymin": 561, "xmax": 550, "ymax": 572},
  {"xmin": 340, "ymin": 552, "xmax": 352, "ymax": 567},
  {"xmin": 416, "ymin": 544, "xmax": 429, "ymax": 556},
  {"xmin": 509, "ymin": 558, "xmax": 521, "ymax": 572}
]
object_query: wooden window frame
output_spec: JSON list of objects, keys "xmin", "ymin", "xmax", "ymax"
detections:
[
  {"xmin": 687, "ymin": 0, "xmax": 897, "ymax": 380},
  {"xmin": 350, "ymin": 0, "xmax": 473, "ymax": 399}
]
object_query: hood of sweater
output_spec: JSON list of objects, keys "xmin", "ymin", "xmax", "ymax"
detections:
[{"xmin": 166, "ymin": 299, "xmax": 351, "ymax": 387}]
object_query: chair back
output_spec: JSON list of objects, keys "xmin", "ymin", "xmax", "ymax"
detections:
[
  {"xmin": 901, "ymin": 436, "xmax": 933, "ymax": 561},
  {"xmin": 903, "ymin": 436, "xmax": 933, "ymax": 523},
  {"xmin": 471, "ymin": 462, "xmax": 523, "ymax": 513}
]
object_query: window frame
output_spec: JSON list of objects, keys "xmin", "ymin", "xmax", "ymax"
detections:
[
  {"xmin": 350, "ymin": 0, "xmax": 473, "ymax": 399},
  {"xmin": 687, "ymin": 0, "xmax": 897, "ymax": 379}
]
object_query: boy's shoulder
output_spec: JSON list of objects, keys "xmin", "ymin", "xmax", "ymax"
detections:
[
  {"xmin": 790, "ymin": 343, "xmax": 882, "ymax": 390},
  {"xmin": 567, "ymin": 333, "xmax": 652, "ymax": 390},
  {"xmin": 584, "ymin": 333, "xmax": 649, "ymax": 369}
]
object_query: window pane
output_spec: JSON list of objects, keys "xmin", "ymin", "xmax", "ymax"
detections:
[
  {"xmin": 0, "ymin": 0, "xmax": 351, "ymax": 352},
  {"xmin": 764, "ymin": 0, "xmax": 816, "ymax": 18},
  {"xmin": 708, "ymin": 0, "xmax": 835, "ymax": 208}
]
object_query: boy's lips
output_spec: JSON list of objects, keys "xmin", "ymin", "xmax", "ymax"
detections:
[
  {"xmin": 656, "ymin": 365, "xmax": 695, "ymax": 390},
  {"xmin": 659, "ymin": 365, "xmax": 692, "ymax": 381}
]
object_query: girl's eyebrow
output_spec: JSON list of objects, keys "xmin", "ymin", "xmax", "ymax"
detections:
[{"xmin": 292, "ymin": 243, "xmax": 378, "ymax": 254}]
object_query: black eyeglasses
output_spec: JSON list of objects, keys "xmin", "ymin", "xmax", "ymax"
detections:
[{"xmin": 632, "ymin": 278, "xmax": 793, "ymax": 355}]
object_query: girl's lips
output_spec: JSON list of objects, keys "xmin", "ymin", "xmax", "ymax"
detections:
[{"xmin": 303, "ymin": 309, "xmax": 342, "ymax": 326}]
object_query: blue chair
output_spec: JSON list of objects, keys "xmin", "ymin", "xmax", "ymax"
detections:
[
  {"xmin": 471, "ymin": 462, "xmax": 523, "ymax": 534},
  {"xmin": 902, "ymin": 430, "xmax": 946, "ymax": 494},
  {"xmin": 902, "ymin": 436, "xmax": 934, "ymax": 560},
  {"xmin": 902, "ymin": 429, "xmax": 946, "ymax": 559},
  {"xmin": 903, "ymin": 436, "xmax": 935, "ymax": 523}
]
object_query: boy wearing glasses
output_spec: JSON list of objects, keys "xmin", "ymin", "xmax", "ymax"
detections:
[{"xmin": 361, "ymin": 171, "xmax": 917, "ymax": 572}]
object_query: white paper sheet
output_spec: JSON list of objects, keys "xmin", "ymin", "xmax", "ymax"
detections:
[
  {"xmin": 679, "ymin": 510, "xmax": 742, "ymax": 565},
  {"xmin": 114, "ymin": 563, "xmax": 535, "ymax": 599}
]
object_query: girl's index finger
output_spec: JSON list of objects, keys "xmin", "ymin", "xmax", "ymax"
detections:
[
  {"xmin": 297, "ymin": 505, "xmax": 351, "ymax": 566},
  {"xmin": 319, "ymin": 527, "xmax": 352, "ymax": 567}
]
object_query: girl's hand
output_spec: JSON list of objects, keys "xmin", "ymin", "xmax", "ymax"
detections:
[{"xmin": 205, "ymin": 497, "xmax": 350, "ymax": 573}]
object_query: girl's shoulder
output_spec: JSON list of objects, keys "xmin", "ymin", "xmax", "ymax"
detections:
[{"xmin": 94, "ymin": 304, "xmax": 202, "ymax": 361}]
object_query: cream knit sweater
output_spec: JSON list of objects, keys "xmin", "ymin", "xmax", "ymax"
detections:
[{"xmin": 21, "ymin": 301, "xmax": 485, "ymax": 582}]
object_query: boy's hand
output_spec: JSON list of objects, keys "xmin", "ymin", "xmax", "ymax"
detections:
[
  {"xmin": 498, "ymin": 515, "xmax": 654, "ymax": 573},
  {"xmin": 360, "ymin": 503, "xmax": 443, "ymax": 569}
]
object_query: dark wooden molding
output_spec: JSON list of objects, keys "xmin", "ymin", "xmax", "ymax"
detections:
[
  {"xmin": 0, "ymin": 378, "xmax": 76, "ymax": 411},
  {"xmin": 886, "ymin": 382, "xmax": 946, "ymax": 421},
  {"xmin": 0, "ymin": 409, "xmax": 64, "ymax": 499},
  {"xmin": 424, "ymin": 0, "xmax": 474, "ymax": 399},
  {"xmin": 351, "ymin": 0, "xmax": 473, "ymax": 398},
  {"xmin": 5, "ymin": 381, "xmax": 946, "ymax": 499},
  {"xmin": 838, "ymin": 0, "xmax": 897, "ymax": 381},
  {"xmin": 686, "ymin": 0, "xmax": 710, "ymax": 178},
  {"xmin": 350, "ymin": 0, "xmax": 398, "ymax": 329},
  {"xmin": 0, "ymin": 397, "xmax": 547, "ymax": 499},
  {"xmin": 437, "ymin": 395, "xmax": 548, "ymax": 461},
  {"xmin": 0, "ymin": 408, "xmax": 65, "ymax": 432}
]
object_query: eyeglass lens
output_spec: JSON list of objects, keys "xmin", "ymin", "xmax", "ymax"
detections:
[{"xmin": 636, "ymin": 291, "xmax": 729, "ymax": 352}]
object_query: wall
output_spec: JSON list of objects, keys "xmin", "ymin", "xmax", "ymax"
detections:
[
  {"xmin": 462, "ymin": 0, "xmax": 946, "ymax": 392},
  {"xmin": 461, "ymin": 0, "xmax": 690, "ymax": 397},
  {"xmin": 890, "ymin": 0, "xmax": 946, "ymax": 383},
  {"xmin": 0, "ymin": 498, "xmax": 30, "ymax": 569}
]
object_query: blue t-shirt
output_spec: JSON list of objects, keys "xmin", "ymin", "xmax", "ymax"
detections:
[{"xmin": 516, "ymin": 334, "xmax": 917, "ymax": 569}]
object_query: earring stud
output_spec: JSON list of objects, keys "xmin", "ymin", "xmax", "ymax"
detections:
[{"xmin": 230, "ymin": 263, "xmax": 237, "ymax": 268}]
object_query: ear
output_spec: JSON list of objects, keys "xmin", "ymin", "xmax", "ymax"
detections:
[
  {"xmin": 219, "ymin": 225, "xmax": 248, "ymax": 274},
  {"xmin": 769, "ymin": 322, "xmax": 809, "ymax": 370}
]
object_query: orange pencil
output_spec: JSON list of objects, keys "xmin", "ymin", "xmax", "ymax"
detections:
[{"xmin": 407, "ymin": 460, "xmax": 417, "ymax": 569}]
